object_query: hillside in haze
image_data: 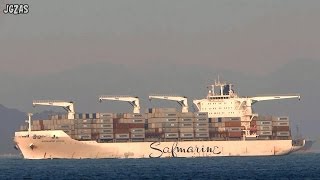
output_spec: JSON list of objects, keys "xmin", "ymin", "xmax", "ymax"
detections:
[
  {"xmin": 0, "ymin": 60, "xmax": 319, "ymax": 154},
  {"xmin": 0, "ymin": 105, "xmax": 26, "ymax": 154}
]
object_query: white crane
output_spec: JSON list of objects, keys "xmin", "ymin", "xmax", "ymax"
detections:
[
  {"xmin": 250, "ymin": 94, "xmax": 301, "ymax": 103},
  {"xmin": 236, "ymin": 94, "xmax": 301, "ymax": 111},
  {"xmin": 99, "ymin": 95, "xmax": 141, "ymax": 114},
  {"xmin": 32, "ymin": 100, "xmax": 75, "ymax": 119},
  {"xmin": 149, "ymin": 94, "xmax": 189, "ymax": 112}
]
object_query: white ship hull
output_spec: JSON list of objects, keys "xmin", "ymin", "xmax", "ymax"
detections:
[{"xmin": 14, "ymin": 131, "xmax": 304, "ymax": 159}]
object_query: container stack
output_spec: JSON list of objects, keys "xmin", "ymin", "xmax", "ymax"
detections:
[
  {"xmin": 147, "ymin": 108, "xmax": 179, "ymax": 139},
  {"xmin": 272, "ymin": 116, "xmax": 290, "ymax": 139},
  {"xmin": 193, "ymin": 112, "xmax": 209, "ymax": 139},
  {"xmin": 178, "ymin": 112, "xmax": 194, "ymax": 139},
  {"xmin": 92, "ymin": 113, "xmax": 114, "ymax": 140},
  {"xmin": 113, "ymin": 113, "xmax": 145, "ymax": 141},
  {"xmin": 225, "ymin": 118, "xmax": 242, "ymax": 138},
  {"xmin": 208, "ymin": 117, "xmax": 241, "ymax": 138},
  {"xmin": 254, "ymin": 115, "xmax": 273, "ymax": 139}
]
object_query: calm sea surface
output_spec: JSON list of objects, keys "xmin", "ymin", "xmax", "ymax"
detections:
[{"xmin": 0, "ymin": 153, "xmax": 319, "ymax": 179}]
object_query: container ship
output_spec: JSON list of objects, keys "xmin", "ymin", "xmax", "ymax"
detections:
[{"xmin": 14, "ymin": 80, "xmax": 305, "ymax": 159}]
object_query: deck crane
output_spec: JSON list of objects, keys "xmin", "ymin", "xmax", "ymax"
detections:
[
  {"xmin": 99, "ymin": 95, "xmax": 141, "ymax": 114},
  {"xmin": 148, "ymin": 95, "xmax": 189, "ymax": 113},
  {"xmin": 32, "ymin": 100, "xmax": 75, "ymax": 119}
]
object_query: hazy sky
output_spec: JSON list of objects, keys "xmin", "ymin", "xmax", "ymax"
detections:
[{"xmin": 1, "ymin": 0, "xmax": 319, "ymax": 75}]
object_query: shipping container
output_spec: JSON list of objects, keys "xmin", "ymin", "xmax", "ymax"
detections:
[
  {"xmin": 273, "ymin": 126, "xmax": 290, "ymax": 131},
  {"xmin": 164, "ymin": 133, "xmax": 179, "ymax": 138},
  {"xmin": 257, "ymin": 131, "xmax": 272, "ymax": 136},
  {"xmin": 179, "ymin": 112, "xmax": 194, "ymax": 118},
  {"xmin": 194, "ymin": 118, "xmax": 208, "ymax": 122},
  {"xmin": 179, "ymin": 128, "xmax": 194, "ymax": 133},
  {"xmin": 256, "ymin": 121, "xmax": 272, "ymax": 126},
  {"xmin": 180, "ymin": 133, "xmax": 194, "ymax": 138},
  {"xmin": 54, "ymin": 125, "xmax": 74, "ymax": 130},
  {"xmin": 130, "ymin": 128, "xmax": 145, "ymax": 134},
  {"xmin": 118, "ymin": 119, "xmax": 145, "ymax": 124},
  {"xmin": 194, "ymin": 112, "xmax": 208, "ymax": 118},
  {"xmin": 123, "ymin": 113, "xmax": 145, "ymax": 119},
  {"xmin": 162, "ymin": 122, "xmax": 179, "ymax": 128},
  {"xmin": 162, "ymin": 128, "xmax": 179, "ymax": 133},
  {"xmin": 276, "ymin": 117, "xmax": 289, "ymax": 121},
  {"xmin": 131, "ymin": 134, "xmax": 145, "ymax": 139},
  {"xmin": 76, "ymin": 119, "xmax": 92, "ymax": 124},
  {"xmin": 276, "ymin": 131, "xmax": 290, "ymax": 136},
  {"xmin": 272, "ymin": 121, "xmax": 289, "ymax": 126},
  {"xmin": 153, "ymin": 113, "xmax": 178, "ymax": 118},
  {"xmin": 93, "ymin": 119, "xmax": 113, "ymax": 124},
  {"xmin": 178, "ymin": 118, "xmax": 194, "ymax": 122},
  {"xmin": 194, "ymin": 128, "xmax": 209, "ymax": 133},
  {"xmin": 256, "ymin": 126, "xmax": 272, "ymax": 131},
  {"xmin": 115, "ymin": 134, "xmax": 130, "ymax": 139},
  {"xmin": 194, "ymin": 123, "xmax": 209, "ymax": 128},
  {"xmin": 147, "ymin": 108, "xmax": 177, "ymax": 114},
  {"xmin": 99, "ymin": 134, "xmax": 113, "ymax": 139},
  {"xmin": 92, "ymin": 129, "xmax": 114, "ymax": 134},
  {"xmin": 195, "ymin": 133, "xmax": 209, "ymax": 138},
  {"xmin": 226, "ymin": 127, "xmax": 241, "ymax": 132},
  {"xmin": 228, "ymin": 132, "xmax": 242, "ymax": 138},
  {"xmin": 92, "ymin": 124, "xmax": 113, "ymax": 129},
  {"xmin": 76, "ymin": 129, "xmax": 92, "ymax": 134},
  {"xmin": 76, "ymin": 124, "xmax": 92, "ymax": 129},
  {"xmin": 100, "ymin": 113, "xmax": 113, "ymax": 119},
  {"xmin": 225, "ymin": 121, "xmax": 241, "ymax": 127},
  {"xmin": 148, "ymin": 123, "xmax": 163, "ymax": 128},
  {"xmin": 75, "ymin": 134, "xmax": 91, "ymax": 140},
  {"xmin": 179, "ymin": 123, "xmax": 193, "ymax": 128}
]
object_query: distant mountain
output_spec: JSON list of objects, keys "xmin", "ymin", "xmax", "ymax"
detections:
[
  {"xmin": 0, "ymin": 104, "xmax": 26, "ymax": 154},
  {"xmin": 0, "ymin": 105, "xmax": 58, "ymax": 154}
]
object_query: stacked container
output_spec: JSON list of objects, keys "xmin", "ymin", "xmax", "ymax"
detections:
[
  {"xmin": 272, "ymin": 116, "xmax": 290, "ymax": 139},
  {"xmin": 254, "ymin": 115, "xmax": 273, "ymax": 138}
]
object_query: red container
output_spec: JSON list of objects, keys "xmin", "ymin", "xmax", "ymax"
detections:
[{"xmin": 228, "ymin": 131, "xmax": 242, "ymax": 137}]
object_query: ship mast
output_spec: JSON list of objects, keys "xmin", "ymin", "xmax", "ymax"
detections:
[{"xmin": 27, "ymin": 113, "xmax": 33, "ymax": 136}]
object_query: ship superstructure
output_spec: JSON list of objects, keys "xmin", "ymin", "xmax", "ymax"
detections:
[{"xmin": 14, "ymin": 80, "xmax": 305, "ymax": 159}]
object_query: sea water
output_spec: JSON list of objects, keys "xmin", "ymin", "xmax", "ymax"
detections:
[{"xmin": 0, "ymin": 153, "xmax": 319, "ymax": 179}]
